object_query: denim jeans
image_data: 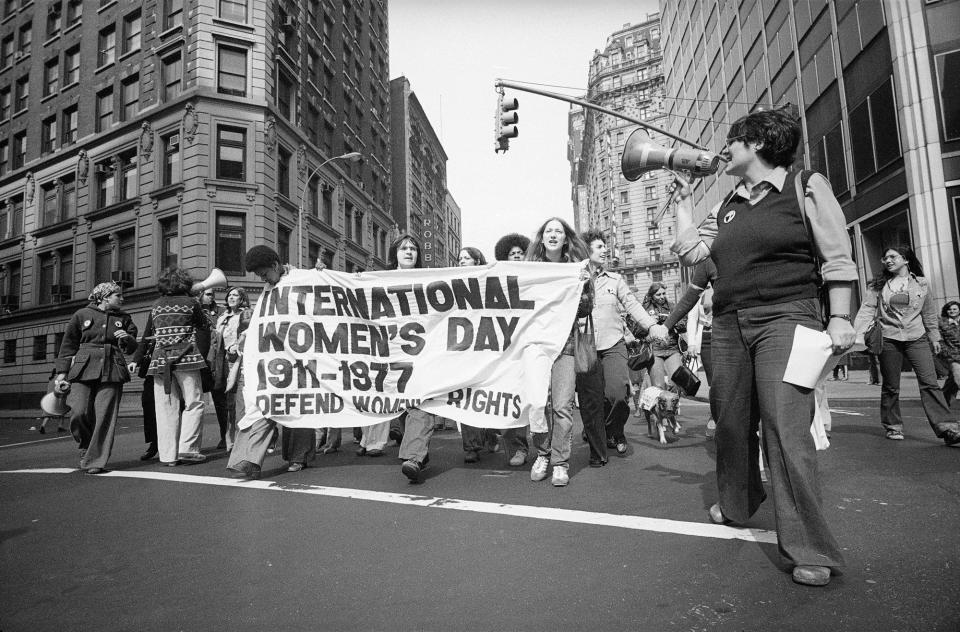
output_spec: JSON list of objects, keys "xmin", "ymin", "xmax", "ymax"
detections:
[
  {"xmin": 575, "ymin": 358, "xmax": 607, "ymax": 463},
  {"xmin": 599, "ymin": 340, "xmax": 633, "ymax": 442},
  {"xmin": 712, "ymin": 298, "xmax": 844, "ymax": 568},
  {"xmin": 878, "ymin": 336, "xmax": 957, "ymax": 437},
  {"xmin": 531, "ymin": 354, "xmax": 576, "ymax": 467}
]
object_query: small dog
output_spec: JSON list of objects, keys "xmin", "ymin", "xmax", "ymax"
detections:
[{"xmin": 640, "ymin": 386, "xmax": 682, "ymax": 444}]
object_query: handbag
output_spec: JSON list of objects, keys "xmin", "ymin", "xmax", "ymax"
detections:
[
  {"xmin": 574, "ymin": 315, "xmax": 598, "ymax": 374},
  {"xmin": 670, "ymin": 356, "xmax": 702, "ymax": 397},
  {"xmin": 864, "ymin": 307, "xmax": 883, "ymax": 356},
  {"xmin": 627, "ymin": 341, "xmax": 653, "ymax": 371}
]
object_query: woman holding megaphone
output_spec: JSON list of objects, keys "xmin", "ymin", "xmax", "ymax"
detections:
[{"xmin": 52, "ymin": 281, "xmax": 138, "ymax": 474}]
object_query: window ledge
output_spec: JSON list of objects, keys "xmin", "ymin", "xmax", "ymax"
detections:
[
  {"xmin": 14, "ymin": 52, "xmax": 30, "ymax": 64},
  {"xmin": 63, "ymin": 21, "xmax": 81, "ymax": 36},
  {"xmin": 61, "ymin": 80, "xmax": 78, "ymax": 93},
  {"xmin": 149, "ymin": 182, "xmax": 184, "ymax": 201},
  {"xmin": 31, "ymin": 217, "xmax": 78, "ymax": 239},
  {"xmin": 0, "ymin": 234, "xmax": 25, "ymax": 249},
  {"xmin": 85, "ymin": 198, "xmax": 136, "ymax": 222},
  {"xmin": 158, "ymin": 25, "xmax": 183, "ymax": 41},
  {"xmin": 12, "ymin": 108, "xmax": 27, "ymax": 120},
  {"xmin": 204, "ymin": 178, "xmax": 258, "ymax": 201},
  {"xmin": 97, "ymin": 0, "xmax": 118, "ymax": 13},
  {"xmin": 95, "ymin": 60, "xmax": 116, "ymax": 74},
  {"xmin": 212, "ymin": 17, "xmax": 255, "ymax": 32},
  {"xmin": 43, "ymin": 33, "xmax": 60, "ymax": 47},
  {"xmin": 41, "ymin": 92, "xmax": 58, "ymax": 103},
  {"xmin": 118, "ymin": 48, "xmax": 140, "ymax": 63}
]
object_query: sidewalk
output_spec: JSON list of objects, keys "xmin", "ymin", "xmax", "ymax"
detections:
[{"xmin": 1, "ymin": 370, "xmax": 923, "ymax": 421}]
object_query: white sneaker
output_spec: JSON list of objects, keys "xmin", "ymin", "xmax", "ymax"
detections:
[
  {"xmin": 551, "ymin": 465, "xmax": 569, "ymax": 487},
  {"xmin": 509, "ymin": 449, "xmax": 528, "ymax": 467},
  {"xmin": 530, "ymin": 455, "xmax": 549, "ymax": 481}
]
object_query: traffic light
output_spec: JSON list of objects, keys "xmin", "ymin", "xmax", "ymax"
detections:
[{"xmin": 495, "ymin": 92, "xmax": 519, "ymax": 153}]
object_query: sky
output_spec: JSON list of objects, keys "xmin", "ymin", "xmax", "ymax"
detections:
[{"xmin": 389, "ymin": 0, "xmax": 661, "ymax": 259}]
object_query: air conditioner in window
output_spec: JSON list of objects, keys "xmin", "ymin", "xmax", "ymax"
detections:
[
  {"xmin": 168, "ymin": 134, "xmax": 180, "ymax": 148},
  {"xmin": 281, "ymin": 16, "xmax": 297, "ymax": 29},
  {"xmin": 94, "ymin": 163, "xmax": 113, "ymax": 174}
]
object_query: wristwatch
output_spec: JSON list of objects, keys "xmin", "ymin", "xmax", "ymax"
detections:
[{"xmin": 829, "ymin": 314, "xmax": 851, "ymax": 322}]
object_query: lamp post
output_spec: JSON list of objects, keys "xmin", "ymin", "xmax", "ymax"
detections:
[{"xmin": 297, "ymin": 151, "xmax": 363, "ymax": 268}]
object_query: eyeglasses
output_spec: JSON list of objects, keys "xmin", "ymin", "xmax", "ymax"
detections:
[{"xmin": 724, "ymin": 135, "xmax": 746, "ymax": 148}]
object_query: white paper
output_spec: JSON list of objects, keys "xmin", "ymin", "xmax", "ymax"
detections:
[{"xmin": 783, "ymin": 325, "xmax": 865, "ymax": 388}]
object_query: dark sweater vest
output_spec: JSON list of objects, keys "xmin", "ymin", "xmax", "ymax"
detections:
[{"xmin": 710, "ymin": 170, "xmax": 819, "ymax": 315}]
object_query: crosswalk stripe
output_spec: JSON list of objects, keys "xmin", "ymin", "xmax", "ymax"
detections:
[{"xmin": 1, "ymin": 468, "xmax": 778, "ymax": 544}]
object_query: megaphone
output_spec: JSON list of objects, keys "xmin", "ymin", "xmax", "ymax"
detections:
[
  {"xmin": 621, "ymin": 129, "xmax": 722, "ymax": 181},
  {"xmin": 191, "ymin": 268, "xmax": 228, "ymax": 294},
  {"xmin": 41, "ymin": 384, "xmax": 71, "ymax": 417}
]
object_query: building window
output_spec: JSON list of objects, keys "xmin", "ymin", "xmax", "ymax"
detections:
[
  {"xmin": 12, "ymin": 132, "xmax": 25, "ymax": 170},
  {"xmin": 122, "ymin": 11, "xmax": 141, "ymax": 54},
  {"xmin": 306, "ymin": 178, "xmax": 319, "ymax": 218},
  {"xmin": 850, "ymin": 77, "xmax": 901, "ymax": 183},
  {"xmin": 14, "ymin": 75, "xmax": 28, "ymax": 112},
  {"xmin": 93, "ymin": 235, "xmax": 113, "ymax": 284},
  {"xmin": 277, "ymin": 69, "xmax": 293, "ymax": 119},
  {"xmin": 322, "ymin": 184, "xmax": 333, "ymax": 225},
  {"xmin": 32, "ymin": 335, "xmax": 47, "ymax": 361},
  {"xmin": 46, "ymin": 3, "xmax": 62, "ymax": 38},
  {"xmin": 219, "ymin": 0, "xmax": 246, "ymax": 22},
  {"xmin": 0, "ymin": 87, "xmax": 10, "ymax": 120},
  {"xmin": 98, "ymin": 25, "xmax": 116, "ymax": 66},
  {"xmin": 651, "ymin": 269, "xmax": 663, "ymax": 283},
  {"xmin": 156, "ymin": 217, "xmax": 178, "ymax": 270},
  {"xmin": 619, "ymin": 190, "xmax": 629, "ymax": 205},
  {"xmin": 18, "ymin": 22, "xmax": 31, "ymax": 56},
  {"xmin": 648, "ymin": 225, "xmax": 660, "ymax": 241},
  {"xmin": 1, "ymin": 35, "xmax": 12, "ymax": 67},
  {"xmin": 1, "ymin": 262, "xmax": 21, "ymax": 310},
  {"xmin": 277, "ymin": 225, "xmax": 290, "ymax": 264},
  {"xmin": 96, "ymin": 88, "xmax": 114, "ymax": 132},
  {"xmin": 0, "ymin": 140, "xmax": 8, "ymax": 176},
  {"xmin": 66, "ymin": 0, "xmax": 82, "ymax": 26},
  {"xmin": 644, "ymin": 185, "xmax": 655, "ymax": 201},
  {"xmin": 3, "ymin": 339, "xmax": 15, "ymax": 364},
  {"xmin": 60, "ymin": 175, "xmax": 76, "ymax": 220},
  {"xmin": 43, "ymin": 58, "xmax": 59, "ymax": 96},
  {"xmin": 63, "ymin": 46, "xmax": 79, "ymax": 86},
  {"xmin": 215, "ymin": 213, "xmax": 245, "ymax": 274},
  {"xmin": 41, "ymin": 117, "xmax": 57, "ymax": 154},
  {"xmin": 353, "ymin": 210, "xmax": 363, "ymax": 246},
  {"xmin": 935, "ymin": 50, "xmax": 960, "ymax": 141},
  {"xmin": 61, "ymin": 105, "xmax": 78, "ymax": 145},
  {"xmin": 276, "ymin": 145, "xmax": 291, "ymax": 198},
  {"xmin": 650, "ymin": 247, "xmax": 661, "ymax": 261},
  {"xmin": 118, "ymin": 151, "xmax": 137, "ymax": 201},
  {"xmin": 216, "ymin": 126, "xmax": 246, "ymax": 181},
  {"xmin": 121, "ymin": 74, "xmax": 139, "ymax": 121},
  {"xmin": 164, "ymin": 0, "xmax": 184, "ymax": 30},
  {"xmin": 810, "ymin": 123, "xmax": 849, "ymax": 196},
  {"xmin": 160, "ymin": 131, "xmax": 180, "ymax": 186},
  {"xmin": 96, "ymin": 161, "xmax": 116, "ymax": 208},
  {"xmin": 161, "ymin": 51, "xmax": 182, "ymax": 101},
  {"xmin": 217, "ymin": 46, "xmax": 247, "ymax": 97}
]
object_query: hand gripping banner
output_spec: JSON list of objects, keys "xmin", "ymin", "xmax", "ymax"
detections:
[{"xmin": 238, "ymin": 261, "xmax": 584, "ymax": 432}]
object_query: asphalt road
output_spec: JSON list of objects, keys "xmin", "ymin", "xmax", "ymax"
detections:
[{"xmin": 1, "ymin": 400, "xmax": 958, "ymax": 631}]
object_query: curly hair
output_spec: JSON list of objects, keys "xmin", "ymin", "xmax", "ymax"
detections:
[
  {"xmin": 387, "ymin": 233, "xmax": 423, "ymax": 270},
  {"xmin": 525, "ymin": 217, "xmax": 588, "ymax": 262},
  {"xmin": 458, "ymin": 247, "xmax": 487, "ymax": 266},
  {"xmin": 244, "ymin": 245, "xmax": 281, "ymax": 272},
  {"xmin": 157, "ymin": 266, "xmax": 194, "ymax": 296},
  {"xmin": 868, "ymin": 244, "xmax": 925, "ymax": 291},
  {"xmin": 642, "ymin": 282, "xmax": 670, "ymax": 311},
  {"xmin": 726, "ymin": 107, "xmax": 801, "ymax": 168},
  {"xmin": 494, "ymin": 233, "xmax": 531, "ymax": 261},
  {"xmin": 580, "ymin": 229, "xmax": 606, "ymax": 248},
  {"xmin": 941, "ymin": 300, "xmax": 960, "ymax": 318}
]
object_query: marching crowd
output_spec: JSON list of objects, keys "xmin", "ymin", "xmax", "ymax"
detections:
[{"xmin": 48, "ymin": 109, "xmax": 960, "ymax": 587}]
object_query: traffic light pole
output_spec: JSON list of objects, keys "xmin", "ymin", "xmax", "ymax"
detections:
[{"xmin": 494, "ymin": 79, "xmax": 707, "ymax": 151}]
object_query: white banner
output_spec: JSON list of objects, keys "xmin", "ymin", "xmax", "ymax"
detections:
[{"xmin": 238, "ymin": 262, "xmax": 584, "ymax": 431}]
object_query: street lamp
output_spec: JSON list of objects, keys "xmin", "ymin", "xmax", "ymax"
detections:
[{"xmin": 297, "ymin": 151, "xmax": 363, "ymax": 268}]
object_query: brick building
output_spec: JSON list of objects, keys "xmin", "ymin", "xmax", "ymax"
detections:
[{"xmin": 0, "ymin": 0, "xmax": 396, "ymax": 406}]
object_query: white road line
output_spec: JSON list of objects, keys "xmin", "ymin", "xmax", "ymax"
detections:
[
  {"xmin": 0, "ymin": 436, "xmax": 74, "ymax": 449},
  {"xmin": 1, "ymin": 468, "xmax": 778, "ymax": 545}
]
